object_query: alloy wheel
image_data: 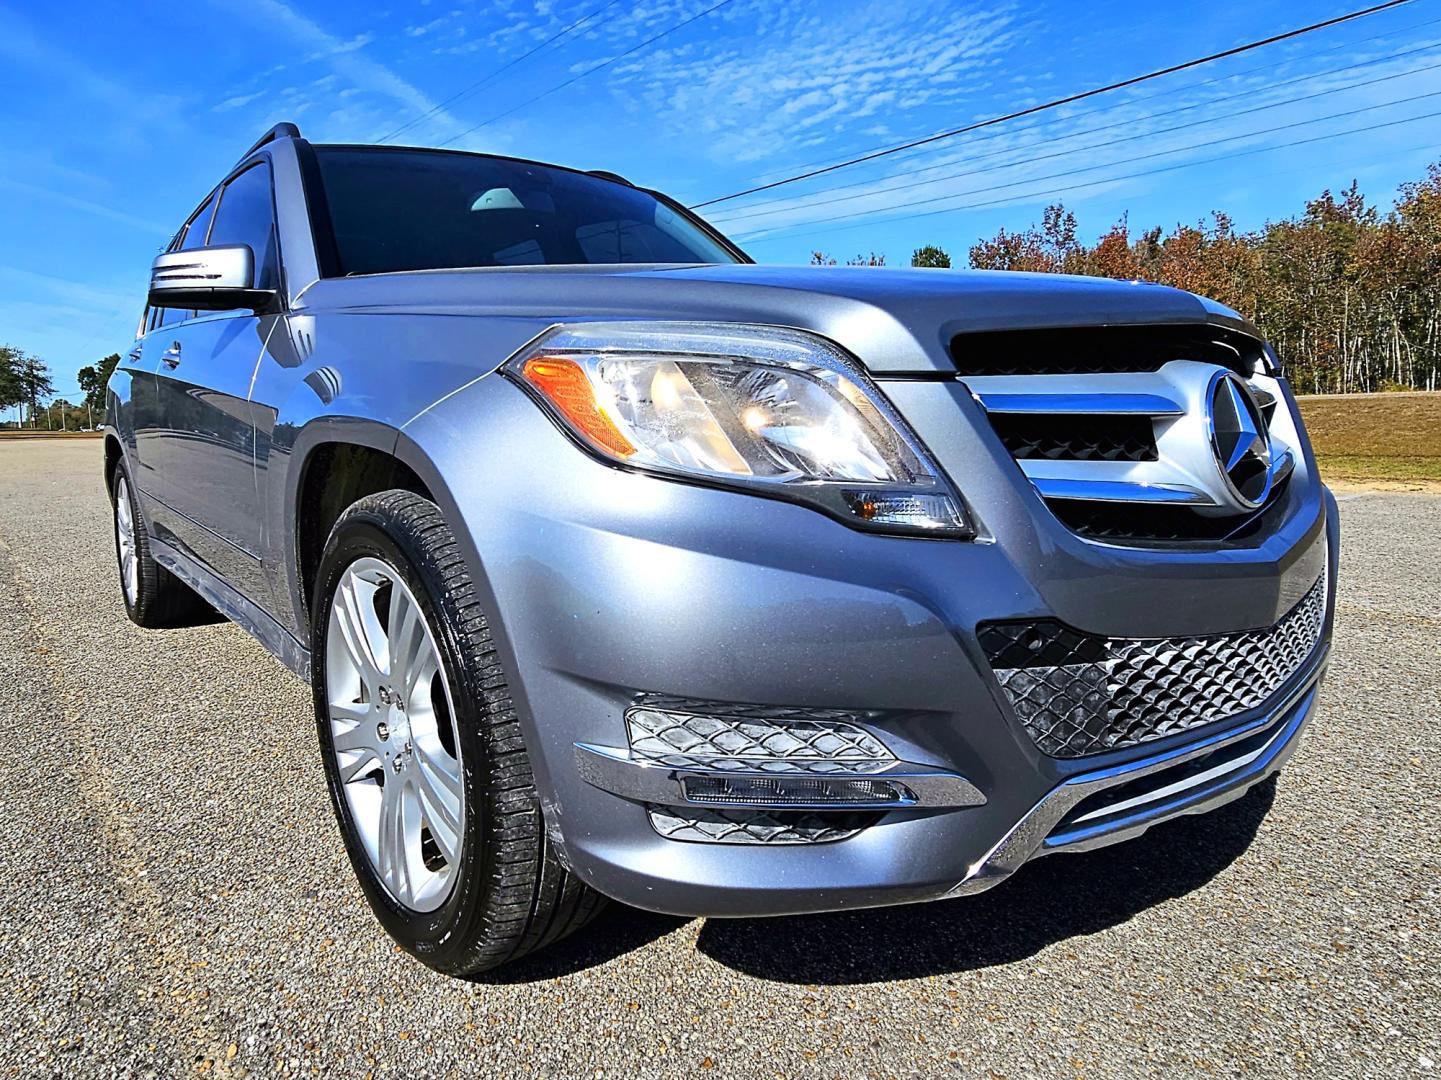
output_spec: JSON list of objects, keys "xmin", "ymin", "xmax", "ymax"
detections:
[
  {"xmin": 324, "ymin": 557, "xmax": 465, "ymax": 912},
  {"xmin": 115, "ymin": 476, "xmax": 139, "ymax": 605}
]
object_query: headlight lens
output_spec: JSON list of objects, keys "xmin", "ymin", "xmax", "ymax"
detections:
[{"xmin": 505, "ymin": 322, "xmax": 970, "ymax": 537}]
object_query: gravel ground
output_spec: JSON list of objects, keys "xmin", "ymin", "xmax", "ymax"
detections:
[{"xmin": 0, "ymin": 439, "xmax": 1436, "ymax": 1080}]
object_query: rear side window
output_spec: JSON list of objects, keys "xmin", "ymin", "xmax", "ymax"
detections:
[{"xmin": 209, "ymin": 162, "xmax": 279, "ymax": 291}]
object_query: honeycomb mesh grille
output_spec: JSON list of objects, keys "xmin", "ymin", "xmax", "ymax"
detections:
[
  {"xmin": 979, "ymin": 574, "xmax": 1326, "ymax": 758},
  {"xmin": 626, "ymin": 704, "xmax": 891, "ymax": 764},
  {"xmin": 645, "ymin": 806, "xmax": 874, "ymax": 844},
  {"xmin": 628, "ymin": 702, "xmax": 892, "ymax": 844}
]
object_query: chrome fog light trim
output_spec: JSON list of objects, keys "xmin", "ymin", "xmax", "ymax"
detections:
[
  {"xmin": 681, "ymin": 773, "xmax": 915, "ymax": 807},
  {"xmin": 573, "ymin": 742, "xmax": 985, "ymax": 811}
]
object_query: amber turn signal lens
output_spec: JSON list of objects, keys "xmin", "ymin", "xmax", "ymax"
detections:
[{"xmin": 520, "ymin": 356, "xmax": 636, "ymax": 459}]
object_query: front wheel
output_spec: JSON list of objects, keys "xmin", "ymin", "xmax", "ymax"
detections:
[{"xmin": 311, "ymin": 490, "xmax": 603, "ymax": 974}]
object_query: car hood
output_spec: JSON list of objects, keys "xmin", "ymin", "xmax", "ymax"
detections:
[{"xmin": 294, "ymin": 263, "xmax": 1256, "ymax": 375}]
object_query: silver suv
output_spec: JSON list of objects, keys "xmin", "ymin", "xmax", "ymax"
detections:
[{"xmin": 105, "ymin": 123, "xmax": 1336, "ymax": 975}]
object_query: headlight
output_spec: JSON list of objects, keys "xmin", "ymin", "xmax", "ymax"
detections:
[{"xmin": 503, "ymin": 322, "xmax": 971, "ymax": 537}]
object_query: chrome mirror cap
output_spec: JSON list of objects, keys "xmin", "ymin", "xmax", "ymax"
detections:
[{"xmin": 147, "ymin": 245, "xmax": 273, "ymax": 311}]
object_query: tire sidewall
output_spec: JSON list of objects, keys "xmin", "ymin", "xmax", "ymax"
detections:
[{"xmin": 310, "ymin": 507, "xmax": 495, "ymax": 968}]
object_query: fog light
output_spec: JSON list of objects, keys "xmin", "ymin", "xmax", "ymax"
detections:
[
  {"xmin": 681, "ymin": 774, "xmax": 913, "ymax": 806},
  {"xmin": 842, "ymin": 490, "xmax": 965, "ymax": 531}
]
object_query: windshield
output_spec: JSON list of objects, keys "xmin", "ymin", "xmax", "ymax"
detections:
[{"xmin": 311, "ymin": 147, "xmax": 743, "ymax": 276}]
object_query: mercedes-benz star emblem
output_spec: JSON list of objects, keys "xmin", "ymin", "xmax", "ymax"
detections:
[{"xmin": 1207, "ymin": 372, "xmax": 1273, "ymax": 509}]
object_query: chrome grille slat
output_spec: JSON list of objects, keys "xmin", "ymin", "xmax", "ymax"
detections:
[
  {"xmin": 974, "ymin": 391, "xmax": 1184, "ymax": 415},
  {"xmin": 1029, "ymin": 476, "xmax": 1211, "ymax": 505},
  {"xmin": 964, "ymin": 348, "xmax": 1294, "ymax": 538}
]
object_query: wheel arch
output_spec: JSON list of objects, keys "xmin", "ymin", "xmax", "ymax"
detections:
[
  {"xmin": 290, "ymin": 428, "xmax": 442, "ymax": 625},
  {"xmin": 103, "ymin": 433, "xmax": 124, "ymax": 494},
  {"xmin": 284, "ymin": 419, "xmax": 555, "ymax": 850}
]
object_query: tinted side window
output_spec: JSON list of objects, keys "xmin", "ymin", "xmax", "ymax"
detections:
[
  {"xmin": 179, "ymin": 195, "xmax": 217, "ymax": 250},
  {"xmin": 208, "ymin": 163, "xmax": 279, "ymax": 291}
]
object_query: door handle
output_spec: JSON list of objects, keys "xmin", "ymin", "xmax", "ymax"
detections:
[
  {"xmin": 161, "ymin": 341, "xmax": 182, "ymax": 369},
  {"xmin": 128, "ymin": 347, "xmax": 142, "ymax": 363}
]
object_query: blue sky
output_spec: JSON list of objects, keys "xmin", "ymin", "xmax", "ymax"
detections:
[{"xmin": 1, "ymin": 0, "xmax": 1439, "ymax": 401}]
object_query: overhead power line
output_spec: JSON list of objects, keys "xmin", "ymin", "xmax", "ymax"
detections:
[
  {"xmin": 707, "ymin": 37, "xmax": 1441, "ymax": 223},
  {"xmin": 377, "ymin": 0, "xmax": 629, "ymax": 144},
  {"xmin": 690, "ymin": 0, "xmax": 1417, "ymax": 209},
  {"xmin": 734, "ymin": 96, "xmax": 1441, "ymax": 245},
  {"xmin": 437, "ymin": 0, "xmax": 738, "ymax": 147},
  {"xmin": 722, "ymin": 10, "xmax": 1441, "ymax": 193},
  {"xmin": 709, "ymin": 50, "xmax": 1441, "ymax": 228}
]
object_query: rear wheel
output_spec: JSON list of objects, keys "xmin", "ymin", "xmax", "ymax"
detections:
[
  {"xmin": 111, "ymin": 459, "xmax": 210, "ymax": 628},
  {"xmin": 311, "ymin": 490, "xmax": 604, "ymax": 974}
]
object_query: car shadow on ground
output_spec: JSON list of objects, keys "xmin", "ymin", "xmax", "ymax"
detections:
[{"xmin": 475, "ymin": 777, "xmax": 1275, "ymax": 986}]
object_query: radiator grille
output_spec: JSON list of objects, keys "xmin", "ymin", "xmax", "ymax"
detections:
[
  {"xmin": 1047, "ymin": 477, "xmax": 1288, "ymax": 543},
  {"xmin": 979, "ymin": 573, "xmax": 1326, "ymax": 758},
  {"xmin": 990, "ymin": 413, "xmax": 1158, "ymax": 463},
  {"xmin": 950, "ymin": 324, "xmax": 1262, "ymax": 377}
]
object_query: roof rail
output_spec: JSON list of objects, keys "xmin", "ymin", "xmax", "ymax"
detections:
[
  {"xmin": 236, "ymin": 122, "xmax": 301, "ymax": 167},
  {"xmin": 586, "ymin": 169, "xmax": 633, "ymax": 187}
]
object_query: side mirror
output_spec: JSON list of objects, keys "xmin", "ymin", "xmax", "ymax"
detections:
[{"xmin": 148, "ymin": 245, "xmax": 276, "ymax": 311}]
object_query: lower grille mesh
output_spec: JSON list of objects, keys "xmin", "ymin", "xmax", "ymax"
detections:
[
  {"xmin": 626, "ymin": 703, "xmax": 892, "ymax": 770},
  {"xmin": 979, "ymin": 574, "xmax": 1326, "ymax": 758},
  {"xmin": 645, "ymin": 806, "xmax": 874, "ymax": 844}
]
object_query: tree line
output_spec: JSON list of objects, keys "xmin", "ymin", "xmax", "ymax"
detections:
[
  {"xmin": 814, "ymin": 161, "xmax": 1441, "ymax": 394},
  {"xmin": 1, "ymin": 346, "xmax": 116, "ymax": 430}
]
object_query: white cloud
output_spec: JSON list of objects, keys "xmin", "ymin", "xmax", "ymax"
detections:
[
  {"xmin": 213, "ymin": 91, "xmax": 265, "ymax": 112},
  {"xmin": 209, "ymin": 0, "xmax": 467, "ymax": 138},
  {"xmin": 602, "ymin": 0, "xmax": 1021, "ymax": 172}
]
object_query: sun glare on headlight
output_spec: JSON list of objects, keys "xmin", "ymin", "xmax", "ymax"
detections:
[{"xmin": 508, "ymin": 322, "xmax": 972, "ymax": 537}]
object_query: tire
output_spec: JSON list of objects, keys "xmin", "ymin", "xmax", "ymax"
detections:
[
  {"xmin": 310, "ymin": 489, "xmax": 604, "ymax": 975},
  {"xmin": 110, "ymin": 458, "xmax": 211, "ymax": 629}
]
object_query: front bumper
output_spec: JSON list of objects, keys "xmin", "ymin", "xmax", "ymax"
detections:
[
  {"xmin": 950, "ymin": 663, "xmax": 1323, "ymax": 897},
  {"xmin": 406, "ymin": 376, "xmax": 1339, "ymax": 918}
]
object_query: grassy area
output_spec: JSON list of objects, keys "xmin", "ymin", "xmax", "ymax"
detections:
[{"xmin": 1296, "ymin": 391, "xmax": 1441, "ymax": 486}]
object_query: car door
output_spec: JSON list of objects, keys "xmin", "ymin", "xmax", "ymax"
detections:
[
  {"xmin": 130, "ymin": 197, "xmax": 215, "ymax": 514},
  {"xmin": 146, "ymin": 161, "xmax": 279, "ymax": 603}
]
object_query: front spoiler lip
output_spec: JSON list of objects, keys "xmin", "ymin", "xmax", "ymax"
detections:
[{"xmin": 947, "ymin": 646, "xmax": 1328, "ymax": 897}]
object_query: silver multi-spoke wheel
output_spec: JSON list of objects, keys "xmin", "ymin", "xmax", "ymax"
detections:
[
  {"xmin": 313, "ymin": 491, "xmax": 602, "ymax": 973},
  {"xmin": 325, "ymin": 557, "xmax": 464, "ymax": 912},
  {"xmin": 114, "ymin": 475, "xmax": 139, "ymax": 605}
]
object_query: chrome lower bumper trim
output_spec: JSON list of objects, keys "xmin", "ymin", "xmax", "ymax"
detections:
[
  {"xmin": 948, "ymin": 649, "xmax": 1326, "ymax": 897},
  {"xmin": 573, "ymin": 742, "xmax": 987, "ymax": 811}
]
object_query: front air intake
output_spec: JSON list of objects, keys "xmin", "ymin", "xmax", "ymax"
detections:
[{"xmin": 979, "ymin": 573, "xmax": 1326, "ymax": 758}]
